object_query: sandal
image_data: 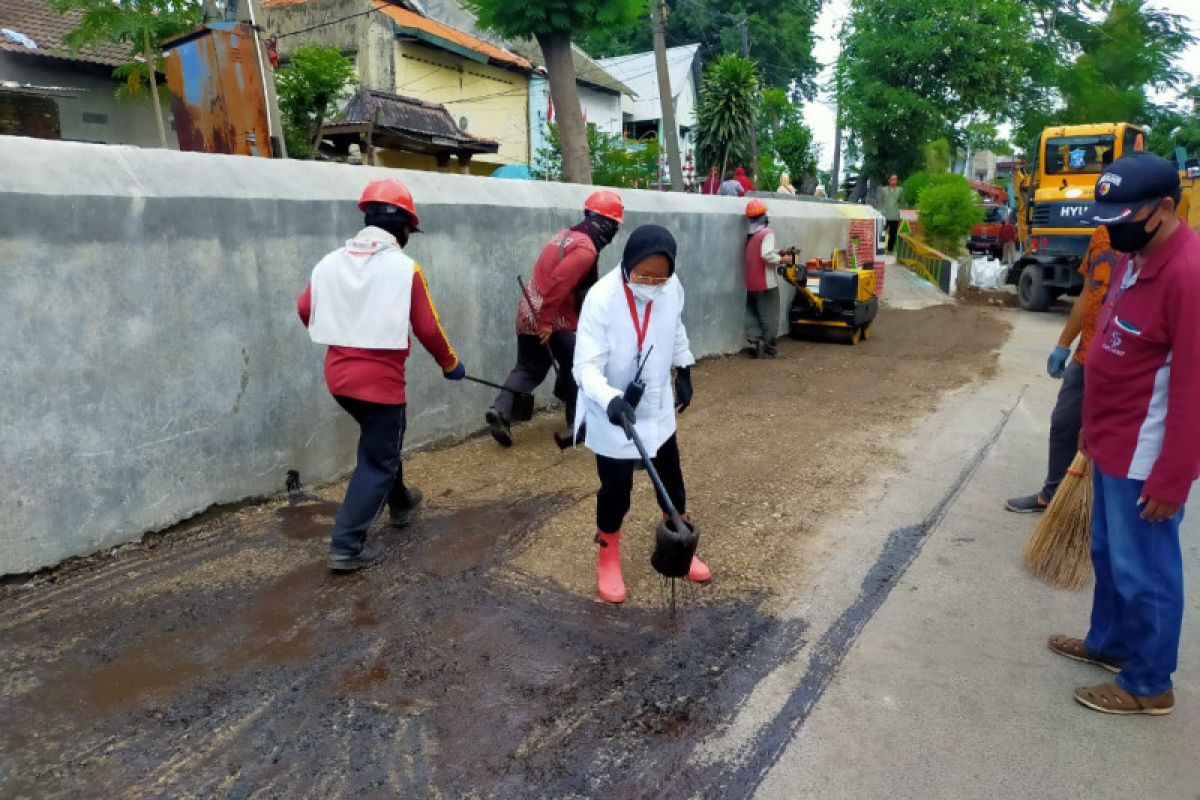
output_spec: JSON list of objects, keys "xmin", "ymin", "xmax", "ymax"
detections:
[
  {"xmin": 1047, "ymin": 634, "xmax": 1122, "ymax": 673},
  {"xmin": 1073, "ymin": 682, "xmax": 1174, "ymax": 716}
]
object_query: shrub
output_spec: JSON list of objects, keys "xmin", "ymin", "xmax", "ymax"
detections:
[{"xmin": 916, "ymin": 174, "xmax": 983, "ymax": 255}]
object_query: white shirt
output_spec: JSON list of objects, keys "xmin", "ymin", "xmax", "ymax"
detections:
[
  {"xmin": 573, "ymin": 268, "xmax": 696, "ymax": 459},
  {"xmin": 308, "ymin": 227, "xmax": 414, "ymax": 349}
]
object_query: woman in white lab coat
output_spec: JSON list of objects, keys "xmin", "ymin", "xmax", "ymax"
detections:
[{"xmin": 573, "ymin": 224, "xmax": 712, "ymax": 603}]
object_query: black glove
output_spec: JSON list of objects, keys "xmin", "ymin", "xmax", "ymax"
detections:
[
  {"xmin": 776, "ymin": 265, "xmax": 789, "ymax": 277},
  {"xmin": 606, "ymin": 396, "xmax": 635, "ymax": 428},
  {"xmin": 674, "ymin": 366, "xmax": 693, "ymax": 413}
]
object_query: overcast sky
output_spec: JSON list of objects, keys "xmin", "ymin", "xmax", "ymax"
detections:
[{"xmin": 801, "ymin": 0, "xmax": 1200, "ymax": 172}]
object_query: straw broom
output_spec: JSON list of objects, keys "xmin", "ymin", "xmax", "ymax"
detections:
[{"xmin": 1022, "ymin": 452, "xmax": 1093, "ymax": 590}]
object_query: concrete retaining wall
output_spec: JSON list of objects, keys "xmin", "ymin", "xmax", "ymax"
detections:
[{"xmin": 0, "ymin": 136, "xmax": 871, "ymax": 574}]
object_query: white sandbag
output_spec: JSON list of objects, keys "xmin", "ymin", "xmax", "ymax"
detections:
[{"xmin": 970, "ymin": 257, "xmax": 1005, "ymax": 291}]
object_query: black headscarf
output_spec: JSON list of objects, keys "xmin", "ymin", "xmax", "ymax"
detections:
[{"xmin": 620, "ymin": 224, "xmax": 677, "ymax": 280}]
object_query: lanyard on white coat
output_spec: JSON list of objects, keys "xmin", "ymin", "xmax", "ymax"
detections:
[{"xmin": 621, "ymin": 282, "xmax": 654, "ymax": 356}]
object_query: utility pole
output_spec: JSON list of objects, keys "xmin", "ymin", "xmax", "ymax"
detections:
[
  {"xmin": 741, "ymin": 16, "xmax": 758, "ymax": 189},
  {"xmin": 652, "ymin": 0, "xmax": 684, "ymax": 192},
  {"xmin": 830, "ymin": 32, "xmax": 844, "ymax": 199}
]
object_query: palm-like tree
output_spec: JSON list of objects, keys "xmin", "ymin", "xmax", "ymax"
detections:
[{"xmin": 695, "ymin": 55, "xmax": 760, "ymax": 178}]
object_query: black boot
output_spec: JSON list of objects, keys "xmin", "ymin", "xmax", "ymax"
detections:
[
  {"xmin": 389, "ymin": 487, "xmax": 423, "ymax": 528},
  {"xmin": 328, "ymin": 540, "xmax": 386, "ymax": 573},
  {"xmin": 485, "ymin": 407, "xmax": 513, "ymax": 447}
]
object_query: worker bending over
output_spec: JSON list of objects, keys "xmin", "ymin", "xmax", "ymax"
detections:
[{"xmin": 486, "ymin": 191, "xmax": 624, "ymax": 447}]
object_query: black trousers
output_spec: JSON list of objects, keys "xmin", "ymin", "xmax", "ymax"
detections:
[
  {"xmin": 330, "ymin": 396, "xmax": 414, "ymax": 555},
  {"xmin": 494, "ymin": 332, "xmax": 578, "ymax": 425},
  {"xmin": 595, "ymin": 434, "xmax": 686, "ymax": 534},
  {"xmin": 886, "ymin": 219, "xmax": 901, "ymax": 253},
  {"xmin": 1042, "ymin": 359, "xmax": 1085, "ymax": 500}
]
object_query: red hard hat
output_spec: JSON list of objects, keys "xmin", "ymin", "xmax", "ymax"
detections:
[
  {"xmin": 358, "ymin": 178, "xmax": 420, "ymax": 230},
  {"xmin": 745, "ymin": 199, "xmax": 768, "ymax": 218},
  {"xmin": 584, "ymin": 190, "xmax": 624, "ymax": 224}
]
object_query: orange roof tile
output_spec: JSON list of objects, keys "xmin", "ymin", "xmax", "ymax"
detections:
[{"xmin": 376, "ymin": 6, "xmax": 533, "ymax": 73}]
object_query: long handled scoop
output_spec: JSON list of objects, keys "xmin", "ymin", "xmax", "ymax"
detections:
[
  {"xmin": 620, "ymin": 417, "xmax": 699, "ymax": 579},
  {"xmin": 463, "ymin": 375, "xmax": 536, "ymax": 422}
]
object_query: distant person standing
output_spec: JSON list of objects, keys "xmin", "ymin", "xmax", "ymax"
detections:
[
  {"xmin": 776, "ymin": 173, "xmax": 796, "ymax": 194},
  {"xmin": 1000, "ymin": 214, "xmax": 1018, "ymax": 265},
  {"xmin": 718, "ymin": 170, "xmax": 744, "ymax": 197},
  {"xmin": 1047, "ymin": 152, "xmax": 1200, "ymax": 716},
  {"xmin": 742, "ymin": 199, "xmax": 794, "ymax": 359},
  {"xmin": 876, "ymin": 174, "xmax": 905, "ymax": 253},
  {"xmin": 735, "ymin": 166, "xmax": 754, "ymax": 193},
  {"xmin": 701, "ymin": 165, "xmax": 720, "ymax": 195},
  {"xmin": 682, "ymin": 153, "xmax": 698, "ymax": 193},
  {"xmin": 813, "ymin": 183, "xmax": 828, "ymax": 198}
]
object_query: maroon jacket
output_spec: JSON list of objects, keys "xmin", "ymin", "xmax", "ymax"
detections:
[
  {"xmin": 517, "ymin": 229, "xmax": 598, "ymax": 334},
  {"xmin": 1083, "ymin": 222, "xmax": 1200, "ymax": 504}
]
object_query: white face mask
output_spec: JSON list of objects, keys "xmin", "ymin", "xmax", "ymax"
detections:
[{"xmin": 628, "ymin": 282, "xmax": 665, "ymax": 303}]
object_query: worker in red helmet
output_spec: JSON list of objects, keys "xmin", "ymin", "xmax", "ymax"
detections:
[
  {"xmin": 743, "ymin": 199, "xmax": 793, "ymax": 358},
  {"xmin": 298, "ymin": 178, "xmax": 464, "ymax": 573},
  {"xmin": 485, "ymin": 190, "xmax": 625, "ymax": 447}
]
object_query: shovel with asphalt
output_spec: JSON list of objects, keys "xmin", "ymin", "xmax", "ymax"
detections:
[
  {"xmin": 463, "ymin": 375, "xmax": 536, "ymax": 422},
  {"xmin": 619, "ymin": 415, "xmax": 699, "ymax": 586},
  {"xmin": 517, "ymin": 275, "xmax": 580, "ymax": 450}
]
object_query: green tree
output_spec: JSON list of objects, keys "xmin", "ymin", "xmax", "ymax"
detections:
[
  {"xmin": 694, "ymin": 54, "xmax": 760, "ymax": 178},
  {"xmin": 916, "ymin": 174, "xmax": 983, "ymax": 256},
  {"xmin": 577, "ymin": 0, "xmax": 823, "ymax": 97},
  {"xmin": 838, "ymin": 0, "xmax": 1035, "ymax": 191},
  {"xmin": 1013, "ymin": 0, "xmax": 1195, "ymax": 156},
  {"xmin": 465, "ymin": 0, "xmax": 646, "ymax": 184},
  {"xmin": 532, "ymin": 123, "xmax": 660, "ymax": 188},
  {"xmin": 754, "ymin": 88, "xmax": 817, "ymax": 191},
  {"xmin": 49, "ymin": 0, "xmax": 203, "ymax": 148},
  {"xmin": 274, "ymin": 45, "xmax": 357, "ymax": 160}
]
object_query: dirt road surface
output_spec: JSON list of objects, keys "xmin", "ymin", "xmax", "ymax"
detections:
[{"xmin": 1, "ymin": 303, "xmax": 1010, "ymax": 798}]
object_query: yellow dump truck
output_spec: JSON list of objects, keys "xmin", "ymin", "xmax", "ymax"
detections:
[{"xmin": 1010, "ymin": 122, "xmax": 1146, "ymax": 310}]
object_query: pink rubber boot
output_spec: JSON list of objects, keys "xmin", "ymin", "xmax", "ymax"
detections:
[{"xmin": 595, "ymin": 530, "xmax": 626, "ymax": 603}]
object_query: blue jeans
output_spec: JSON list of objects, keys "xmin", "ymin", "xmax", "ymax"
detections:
[
  {"xmin": 1084, "ymin": 467, "xmax": 1186, "ymax": 696},
  {"xmin": 330, "ymin": 396, "xmax": 411, "ymax": 556}
]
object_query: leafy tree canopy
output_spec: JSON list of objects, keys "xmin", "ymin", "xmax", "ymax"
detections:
[
  {"xmin": 838, "ymin": 0, "xmax": 1035, "ymax": 182},
  {"xmin": 465, "ymin": 0, "xmax": 646, "ymax": 38},
  {"xmin": 576, "ymin": 0, "xmax": 823, "ymax": 96},
  {"xmin": 275, "ymin": 45, "xmax": 357, "ymax": 160}
]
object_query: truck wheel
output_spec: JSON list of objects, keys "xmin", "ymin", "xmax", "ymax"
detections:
[{"xmin": 1017, "ymin": 263, "xmax": 1053, "ymax": 311}]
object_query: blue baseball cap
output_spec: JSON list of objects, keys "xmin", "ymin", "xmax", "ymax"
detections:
[{"xmin": 1092, "ymin": 151, "xmax": 1180, "ymax": 224}]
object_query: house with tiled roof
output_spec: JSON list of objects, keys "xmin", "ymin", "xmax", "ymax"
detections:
[
  {"xmin": 261, "ymin": 0, "xmax": 538, "ymax": 174},
  {"xmin": 0, "ymin": 0, "xmax": 176, "ymax": 147}
]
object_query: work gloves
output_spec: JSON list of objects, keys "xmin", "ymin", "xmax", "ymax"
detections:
[
  {"xmin": 444, "ymin": 362, "xmax": 466, "ymax": 381},
  {"xmin": 1047, "ymin": 346, "xmax": 1071, "ymax": 379},
  {"xmin": 674, "ymin": 367, "xmax": 693, "ymax": 413},
  {"xmin": 606, "ymin": 396, "xmax": 636, "ymax": 428}
]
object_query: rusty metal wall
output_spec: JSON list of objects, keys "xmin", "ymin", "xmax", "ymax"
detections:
[{"xmin": 164, "ymin": 23, "xmax": 272, "ymax": 157}]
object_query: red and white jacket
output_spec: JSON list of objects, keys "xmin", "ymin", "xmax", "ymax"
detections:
[
  {"xmin": 1083, "ymin": 222, "xmax": 1200, "ymax": 504},
  {"xmin": 297, "ymin": 237, "xmax": 458, "ymax": 405}
]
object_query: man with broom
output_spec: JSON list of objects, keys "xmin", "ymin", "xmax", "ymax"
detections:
[
  {"xmin": 1007, "ymin": 151, "xmax": 1119, "ymax": 514},
  {"xmin": 1047, "ymin": 152, "xmax": 1200, "ymax": 716},
  {"xmin": 1005, "ymin": 225, "xmax": 1119, "ymax": 513}
]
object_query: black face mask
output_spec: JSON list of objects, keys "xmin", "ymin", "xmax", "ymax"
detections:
[{"xmin": 1107, "ymin": 208, "xmax": 1162, "ymax": 254}]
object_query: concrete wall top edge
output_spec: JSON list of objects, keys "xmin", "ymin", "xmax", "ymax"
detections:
[{"xmin": 0, "ymin": 136, "xmax": 874, "ymax": 221}]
